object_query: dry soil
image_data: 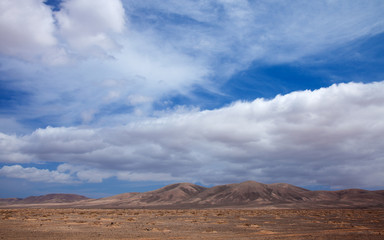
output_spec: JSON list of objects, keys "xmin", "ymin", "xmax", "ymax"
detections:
[{"xmin": 1, "ymin": 208, "xmax": 384, "ymax": 239}]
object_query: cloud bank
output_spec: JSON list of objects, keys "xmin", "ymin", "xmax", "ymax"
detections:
[
  {"xmin": 0, "ymin": 165, "xmax": 74, "ymax": 184},
  {"xmin": 1, "ymin": 81, "xmax": 384, "ymax": 189}
]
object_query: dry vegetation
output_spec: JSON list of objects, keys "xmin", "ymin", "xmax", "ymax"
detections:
[{"xmin": 1, "ymin": 208, "xmax": 384, "ymax": 239}]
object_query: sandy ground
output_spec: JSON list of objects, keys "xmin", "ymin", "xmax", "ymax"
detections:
[{"xmin": 1, "ymin": 208, "xmax": 383, "ymax": 239}]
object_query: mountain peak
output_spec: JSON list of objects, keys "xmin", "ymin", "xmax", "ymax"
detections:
[
  {"xmin": 2, "ymin": 181, "xmax": 383, "ymax": 209},
  {"xmin": 142, "ymin": 182, "xmax": 207, "ymax": 204}
]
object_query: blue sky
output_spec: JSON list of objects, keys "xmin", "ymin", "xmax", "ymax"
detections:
[{"xmin": 1, "ymin": 0, "xmax": 384, "ymax": 198}]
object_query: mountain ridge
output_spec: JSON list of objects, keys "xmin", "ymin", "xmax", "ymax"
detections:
[
  {"xmin": 0, "ymin": 193, "xmax": 89, "ymax": 206},
  {"xmin": 1, "ymin": 181, "xmax": 383, "ymax": 209}
]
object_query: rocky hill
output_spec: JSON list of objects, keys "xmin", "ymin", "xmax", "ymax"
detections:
[
  {"xmin": 0, "ymin": 194, "xmax": 89, "ymax": 206},
  {"xmin": 1, "ymin": 181, "xmax": 383, "ymax": 209}
]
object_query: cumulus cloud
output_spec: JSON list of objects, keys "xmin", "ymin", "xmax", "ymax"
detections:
[
  {"xmin": 116, "ymin": 171, "xmax": 182, "ymax": 182},
  {"xmin": 0, "ymin": 0, "xmax": 126, "ymax": 62},
  {"xmin": 57, "ymin": 163, "xmax": 114, "ymax": 183},
  {"xmin": 1, "ymin": 81, "xmax": 384, "ymax": 188},
  {"xmin": 0, "ymin": 165, "xmax": 74, "ymax": 183},
  {"xmin": 0, "ymin": 0, "xmax": 60, "ymax": 62},
  {"xmin": 0, "ymin": 133, "xmax": 32, "ymax": 163},
  {"xmin": 55, "ymin": 0, "xmax": 126, "ymax": 56}
]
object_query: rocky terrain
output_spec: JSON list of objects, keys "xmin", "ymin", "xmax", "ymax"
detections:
[
  {"xmin": 1, "ymin": 181, "xmax": 383, "ymax": 209},
  {"xmin": 1, "ymin": 182, "xmax": 384, "ymax": 239},
  {"xmin": 1, "ymin": 208, "xmax": 384, "ymax": 239}
]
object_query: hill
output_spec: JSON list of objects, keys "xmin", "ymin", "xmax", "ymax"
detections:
[
  {"xmin": 0, "ymin": 194, "xmax": 89, "ymax": 206},
  {"xmin": 78, "ymin": 181, "xmax": 384, "ymax": 209},
  {"xmin": 1, "ymin": 182, "xmax": 383, "ymax": 209}
]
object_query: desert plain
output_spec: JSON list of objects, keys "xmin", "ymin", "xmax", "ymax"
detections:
[{"xmin": 1, "ymin": 208, "xmax": 384, "ymax": 240}]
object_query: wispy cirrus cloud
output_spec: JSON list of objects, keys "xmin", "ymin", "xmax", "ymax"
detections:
[
  {"xmin": 125, "ymin": 0, "xmax": 384, "ymax": 70},
  {"xmin": 1, "ymin": 0, "xmax": 384, "ymax": 130},
  {"xmin": 1, "ymin": 81, "xmax": 384, "ymax": 188}
]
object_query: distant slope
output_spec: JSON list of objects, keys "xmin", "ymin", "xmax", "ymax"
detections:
[
  {"xmin": 0, "ymin": 198, "xmax": 22, "ymax": 205},
  {"xmin": 186, "ymin": 181, "xmax": 309, "ymax": 206},
  {"xmin": 302, "ymin": 189, "xmax": 384, "ymax": 208},
  {"xmin": 0, "ymin": 194, "xmax": 89, "ymax": 206},
  {"xmin": 1, "ymin": 182, "xmax": 383, "ymax": 209},
  {"xmin": 20, "ymin": 194, "xmax": 90, "ymax": 204},
  {"xmin": 82, "ymin": 183, "xmax": 207, "ymax": 208},
  {"xmin": 138, "ymin": 182, "xmax": 207, "ymax": 204},
  {"xmin": 83, "ymin": 181, "xmax": 384, "ymax": 209}
]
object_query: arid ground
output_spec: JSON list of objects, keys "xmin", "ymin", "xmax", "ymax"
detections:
[{"xmin": 1, "ymin": 208, "xmax": 384, "ymax": 239}]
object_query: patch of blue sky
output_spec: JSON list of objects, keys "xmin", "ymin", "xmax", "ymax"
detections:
[
  {"xmin": 154, "ymin": 84, "xmax": 229, "ymax": 111},
  {"xmin": 0, "ymin": 82, "xmax": 31, "ymax": 112},
  {"xmin": 19, "ymin": 114, "xmax": 71, "ymax": 131},
  {"xmin": 313, "ymin": 32, "xmax": 384, "ymax": 84},
  {"xmin": 43, "ymin": 0, "xmax": 62, "ymax": 11},
  {"xmin": 92, "ymin": 103, "xmax": 135, "ymax": 124},
  {"xmin": 223, "ymin": 64, "xmax": 329, "ymax": 102},
  {"xmin": 163, "ymin": 31, "xmax": 384, "ymax": 110}
]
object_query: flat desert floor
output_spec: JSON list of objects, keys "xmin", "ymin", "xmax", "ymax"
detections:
[{"xmin": 1, "ymin": 209, "xmax": 384, "ymax": 239}]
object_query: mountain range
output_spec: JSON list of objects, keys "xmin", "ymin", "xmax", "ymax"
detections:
[{"xmin": 1, "ymin": 181, "xmax": 383, "ymax": 209}]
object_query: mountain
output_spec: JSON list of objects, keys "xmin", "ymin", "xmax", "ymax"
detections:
[
  {"xmin": 186, "ymin": 181, "xmax": 310, "ymax": 206},
  {"xmin": 136, "ymin": 182, "xmax": 207, "ymax": 204},
  {"xmin": 79, "ymin": 181, "xmax": 384, "ymax": 209},
  {"xmin": 20, "ymin": 194, "xmax": 90, "ymax": 204},
  {"xmin": 301, "ymin": 189, "xmax": 384, "ymax": 208},
  {"xmin": 1, "ymin": 182, "xmax": 383, "ymax": 209},
  {"xmin": 0, "ymin": 198, "xmax": 22, "ymax": 205},
  {"xmin": 81, "ymin": 183, "xmax": 207, "ymax": 208},
  {"xmin": 0, "ymin": 194, "xmax": 89, "ymax": 206}
]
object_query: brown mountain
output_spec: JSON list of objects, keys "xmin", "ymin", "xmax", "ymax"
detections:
[
  {"xmin": 0, "ymin": 194, "xmax": 89, "ymax": 206},
  {"xmin": 1, "ymin": 182, "xmax": 383, "ymax": 209},
  {"xmin": 81, "ymin": 183, "xmax": 207, "ymax": 208},
  {"xmin": 85, "ymin": 181, "xmax": 384, "ymax": 209},
  {"xmin": 186, "ymin": 181, "xmax": 310, "ymax": 206},
  {"xmin": 77, "ymin": 181, "xmax": 383, "ymax": 209},
  {"xmin": 301, "ymin": 189, "xmax": 384, "ymax": 208},
  {"xmin": 0, "ymin": 198, "xmax": 22, "ymax": 205},
  {"xmin": 21, "ymin": 194, "xmax": 89, "ymax": 204},
  {"xmin": 136, "ymin": 182, "xmax": 207, "ymax": 204}
]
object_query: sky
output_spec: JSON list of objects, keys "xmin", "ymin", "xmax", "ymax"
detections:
[{"xmin": 0, "ymin": 0, "xmax": 384, "ymax": 198}]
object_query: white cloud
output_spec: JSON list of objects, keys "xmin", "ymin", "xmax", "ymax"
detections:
[
  {"xmin": 0, "ymin": 165, "xmax": 74, "ymax": 183},
  {"xmin": 57, "ymin": 163, "xmax": 114, "ymax": 183},
  {"xmin": 0, "ymin": 118, "xmax": 29, "ymax": 135},
  {"xmin": 117, "ymin": 171, "xmax": 183, "ymax": 182},
  {"xmin": 1, "ymin": 81, "xmax": 384, "ymax": 188},
  {"xmin": 0, "ymin": 133, "xmax": 32, "ymax": 163},
  {"xmin": 124, "ymin": 0, "xmax": 384, "ymax": 73},
  {"xmin": 76, "ymin": 169, "xmax": 113, "ymax": 183},
  {"xmin": 25, "ymin": 126, "xmax": 106, "ymax": 156},
  {"xmin": 0, "ymin": 0, "xmax": 126, "ymax": 62},
  {"xmin": 127, "ymin": 95, "xmax": 153, "ymax": 105},
  {"xmin": 1, "ymin": 0, "xmax": 383, "ymax": 128},
  {"xmin": 55, "ymin": 0, "xmax": 126, "ymax": 56},
  {"xmin": 1, "ymin": 0, "xmax": 383, "ymax": 66},
  {"xmin": 0, "ymin": 0, "xmax": 61, "ymax": 62},
  {"xmin": 1, "ymin": 1, "xmax": 384, "ymax": 190}
]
